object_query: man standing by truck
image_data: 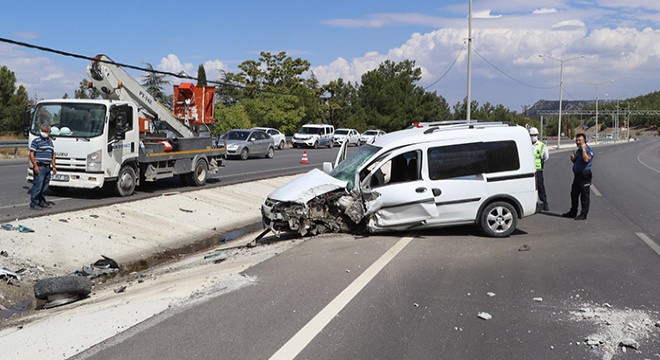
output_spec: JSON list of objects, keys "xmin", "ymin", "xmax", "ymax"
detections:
[{"xmin": 29, "ymin": 122, "xmax": 57, "ymax": 210}]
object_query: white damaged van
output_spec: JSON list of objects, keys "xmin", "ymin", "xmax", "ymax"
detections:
[{"xmin": 262, "ymin": 121, "xmax": 538, "ymax": 237}]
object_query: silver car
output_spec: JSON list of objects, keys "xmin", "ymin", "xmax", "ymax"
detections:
[{"xmin": 225, "ymin": 129, "xmax": 275, "ymax": 160}]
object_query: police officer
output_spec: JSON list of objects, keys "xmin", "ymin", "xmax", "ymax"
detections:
[
  {"xmin": 562, "ymin": 133, "xmax": 594, "ymax": 220},
  {"xmin": 530, "ymin": 127, "xmax": 549, "ymax": 211},
  {"xmin": 29, "ymin": 122, "xmax": 57, "ymax": 210}
]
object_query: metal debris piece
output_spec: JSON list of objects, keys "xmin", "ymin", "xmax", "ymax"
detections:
[
  {"xmin": 518, "ymin": 244, "xmax": 530, "ymax": 251},
  {"xmin": 179, "ymin": 208, "xmax": 194, "ymax": 213},
  {"xmin": 478, "ymin": 312, "xmax": 492, "ymax": 320},
  {"xmin": 1, "ymin": 268, "xmax": 21, "ymax": 282},
  {"xmin": 486, "ymin": 292, "xmax": 495, "ymax": 297},
  {"xmin": 75, "ymin": 255, "xmax": 120, "ymax": 278},
  {"xmin": 533, "ymin": 297, "xmax": 543, "ymax": 302}
]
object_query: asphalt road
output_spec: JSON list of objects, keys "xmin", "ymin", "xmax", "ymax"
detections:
[
  {"xmin": 0, "ymin": 146, "xmax": 343, "ymax": 221},
  {"xmin": 75, "ymin": 138, "xmax": 660, "ymax": 360}
]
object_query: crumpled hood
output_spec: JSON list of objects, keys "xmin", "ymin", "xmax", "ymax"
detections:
[{"xmin": 268, "ymin": 168, "xmax": 348, "ymax": 203}]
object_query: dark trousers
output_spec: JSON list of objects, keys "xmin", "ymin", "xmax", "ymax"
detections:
[
  {"xmin": 536, "ymin": 170, "xmax": 548, "ymax": 207},
  {"xmin": 570, "ymin": 171, "xmax": 591, "ymax": 215},
  {"xmin": 31, "ymin": 165, "xmax": 51, "ymax": 207}
]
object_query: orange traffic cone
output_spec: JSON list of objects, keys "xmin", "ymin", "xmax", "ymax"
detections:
[{"xmin": 300, "ymin": 151, "xmax": 309, "ymax": 164}]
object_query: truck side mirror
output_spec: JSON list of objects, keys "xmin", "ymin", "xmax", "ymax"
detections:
[
  {"xmin": 22, "ymin": 109, "xmax": 31, "ymax": 137},
  {"xmin": 107, "ymin": 143, "xmax": 114, "ymax": 153}
]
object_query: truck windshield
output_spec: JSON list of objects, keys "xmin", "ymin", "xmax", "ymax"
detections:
[
  {"xmin": 31, "ymin": 103, "xmax": 106, "ymax": 139},
  {"xmin": 329, "ymin": 144, "xmax": 381, "ymax": 189}
]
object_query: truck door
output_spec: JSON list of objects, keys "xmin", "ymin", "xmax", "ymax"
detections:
[{"xmin": 107, "ymin": 105, "xmax": 137, "ymax": 168}]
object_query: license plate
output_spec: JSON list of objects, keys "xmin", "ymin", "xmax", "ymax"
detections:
[{"xmin": 52, "ymin": 174, "xmax": 69, "ymax": 182}]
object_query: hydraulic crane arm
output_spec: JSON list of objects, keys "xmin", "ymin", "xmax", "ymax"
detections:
[{"xmin": 87, "ymin": 54, "xmax": 195, "ymax": 138}]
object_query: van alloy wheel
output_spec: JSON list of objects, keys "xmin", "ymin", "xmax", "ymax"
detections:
[{"xmin": 479, "ymin": 201, "xmax": 517, "ymax": 237}]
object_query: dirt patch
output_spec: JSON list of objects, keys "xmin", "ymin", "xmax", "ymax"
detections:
[{"xmin": 0, "ymin": 280, "xmax": 36, "ymax": 319}]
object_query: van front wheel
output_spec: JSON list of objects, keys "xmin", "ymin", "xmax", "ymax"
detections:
[{"xmin": 478, "ymin": 201, "xmax": 517, "ymax": 237}]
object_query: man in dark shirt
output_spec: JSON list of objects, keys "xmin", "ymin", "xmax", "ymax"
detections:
[
  {"xmin": 562, "ymin": 133, "xmax": 594, "ymax": 220},
  {"xmin": 29, "ymin": 123, "xmax": 57, "ymax": 210}
]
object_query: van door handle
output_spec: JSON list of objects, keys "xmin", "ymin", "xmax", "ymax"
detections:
[
  {"xmin": 432, "ymin": 188, "xmax": 442, "ymax": 196},
  {"xmin": 415, "ymin": 187, "xmax": 427, "ymax": 193}
]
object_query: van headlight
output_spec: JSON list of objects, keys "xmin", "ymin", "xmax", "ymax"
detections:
[{"xmin": 87, "ymin": 149, "xmax": 102, "ymax": 172}]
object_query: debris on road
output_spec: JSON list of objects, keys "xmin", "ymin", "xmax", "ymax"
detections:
[
  {"xmin": 74, "ymin": 255, "xmax": 120, "ymax": 279},
  {"xmin": 533, "ymin": 297, "xmax": 543, "ymax": 302},
  {"xmin": 1, "ymin": 224, "xmax": 35, "ymax": 233},
  {"xmin": 1, "ymin": 268, "xmax": 22, "ymax": 283},
  {"xmin": 518, "ymin": 244, "xmax": 530, "ymax": 251},
  {"xmin": 478, "ymin": 312, "xmax": 492, "ymax": 320},
  {"xmin": 113, "ymin": 285, "xmax": 127, "ymax": 293},
  {"xmin": 486, "ymin": 292, "xmax": 495, "ymax": 297},
  {"xmin": 566, "ymin": 302, "xmax": 659, "ymax": 359}
]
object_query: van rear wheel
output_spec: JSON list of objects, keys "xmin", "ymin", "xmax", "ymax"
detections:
[{"xmin": 478, "ymin": 201, "xmax": 517, "ymax": 237}]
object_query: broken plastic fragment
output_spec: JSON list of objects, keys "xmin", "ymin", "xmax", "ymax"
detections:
[
  {"xmin": 533, "ymin": 297, "xmax": 543, "ymax": 302},
  {"xmin": 18, "ymin": 225, "xmax": 34, "ymax": 233},
  {"xmin": 1, "ymin": 224, "xmax": 15, "ymax": 231},
  {"xmin": 478, "ymin": 312, "xmax": 492, "ymax": 320},
  {"xmin": 486, "ymin": 292, "xmax": 495, "ymax": 297}
]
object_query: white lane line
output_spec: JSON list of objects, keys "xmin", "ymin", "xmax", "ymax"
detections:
[
  {"xmin": 269, "ymin": 235, "xmax": 415, "ymax": 360},
  {"xmin": 637, "ymin": 143, "xmax": 660, "ymax": 174},
  {"xmin": 591, "ymin": 185, "xmax": 602, "ymax": 197},
  {"xmin": 636, "ymin": 233, "xmax": 660, "ymax": 256}
]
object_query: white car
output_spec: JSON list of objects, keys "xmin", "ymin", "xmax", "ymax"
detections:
[
  {"xmin": 262, "ymin": 121, "xmax": 538, "ymax": 238},
  {"xmin": 333, "ymin": 128, "xmax": 360, "ymax": 146},
  {"xmin": 253, "ymin": 127, "xmax": 286, "ymax": 150},
  {"xmin": 359, "ymin": 129, "xmax": 386, "ymax": 145}
]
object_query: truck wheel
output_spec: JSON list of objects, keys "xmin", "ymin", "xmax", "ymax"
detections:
[
  {"xmin": 34, "ymin": 275, "xmax": 92, "ymax": 308},
  {"xmin": 115, "ymin": 165, "xmax": 136, "ymax": 197},
  {"xmin": 265, "ymin": 147, "xmax": 274, "ymax": 159},
  {"xmin": 240, "ymin": 148, "xmax": 249, "ymax": 160},
  {"xmin": 278, "ymin": 140, "xmax": 285, "ymax": 150},
  {"xmin": 478, "ymin": 201, "xmax": 517, "ymax": 238},
  {"xmin": 313, "ymin": 141, "xmax": 318, "ymax": 149},
  {"xmin": 186, "ymin": 159, "xmax": 208, "ymax": 186}
]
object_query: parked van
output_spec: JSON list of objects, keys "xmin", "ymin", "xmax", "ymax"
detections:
[
  {"xmin": 292, "ymin": 124, "xmax": 335, "ymax": 149},
  {"xmin": 262, "ymin": 121, "xmax": 538, "ymax": 237}
]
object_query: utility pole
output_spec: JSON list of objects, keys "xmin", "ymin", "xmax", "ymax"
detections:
[
  {"xmin": 586, "ymin": 80, "xmax": 611, "ymax": 144},
  {"xmin": 466, "ymin": 0, "xmax": 473, "ymax": 123},
  {"xmin": 539, "ymin": 54, "xmax": 584, "ymax": 148}
]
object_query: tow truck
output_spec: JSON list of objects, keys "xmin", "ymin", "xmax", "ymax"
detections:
[{"xmin": 25, "ymin": 54, "xmax": 224, "ymax": 196}]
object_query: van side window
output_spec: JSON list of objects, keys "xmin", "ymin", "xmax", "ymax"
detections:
[
  {"xmin": 362, "ymin": 150, "xmax": 421, "ymax": 188},
  {"xmin": 428, "ymin": 141, "xmax": 520, "ymax": 180}
]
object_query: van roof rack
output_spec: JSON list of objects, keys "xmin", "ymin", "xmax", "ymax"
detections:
[{"xmin": 422, "ymin": 121, "xmax": 517, "ymax": 135}]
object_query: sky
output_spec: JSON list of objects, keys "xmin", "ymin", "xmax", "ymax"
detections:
[{"xmin": 1, "ymin": 0, "xmax": 659, "ymax": 112}]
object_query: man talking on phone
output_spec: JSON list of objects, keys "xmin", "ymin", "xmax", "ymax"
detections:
[{"xmin": 562, "ymin": 133, "xmax": 594, "ymax": 220}]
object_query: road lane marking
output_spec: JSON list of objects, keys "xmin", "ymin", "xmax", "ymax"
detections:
[
  {"xmin": 591, "ymin": 185, "xmax": 602, "ymax": 197},
  {"xmin": 636, "ymin": 233, "xmax": 660, "ymax": 256},
  {"xmin": 637, "ymin": 143, "xmax": 660, "ymax": 174},
  {"xmin": 269, "ymin": 235, "xmax": 415, "ymax": 360}
]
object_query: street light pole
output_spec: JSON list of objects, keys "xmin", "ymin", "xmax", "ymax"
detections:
[
  {"xmin": 539, "ymin": 54, "xmax": 585, "ymax": 148},
  {"xmin": 587, "ymin": 80, "xmax": 611, "ymax": 144},
  {"xmin": 466, "ymin": 0, "xmax": 473, "ymax": 123}
]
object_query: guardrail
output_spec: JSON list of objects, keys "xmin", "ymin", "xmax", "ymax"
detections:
[{"xmin": 0, "ymin": 139, "xmax": 28, "ymax": 158}]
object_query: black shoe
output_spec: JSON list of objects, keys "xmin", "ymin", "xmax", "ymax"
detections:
[
  {"xmin": 29, "ymin": 204, "xmax": 43, "ymax": 210},
  {"xmin": 574, "ymin": 213, "xmax": 588, "ymax": 221},
  {"xmin": 40, "ymin": 202, "xmax": 51, "ymax": 208},
  {"xmin": 562, "ymin": 211, "xmax": 577, "ymax": 218},
  {"xmin": 543, "ymin": 204, "xmax": 549, "ymax": 211}
]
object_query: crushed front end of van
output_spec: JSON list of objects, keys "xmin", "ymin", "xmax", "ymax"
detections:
[{"xmin": 261, "ymin": 169, "xmax": 370, "ymax": 236}]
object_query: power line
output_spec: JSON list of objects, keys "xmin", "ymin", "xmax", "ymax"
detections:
[
  {"xmin": 0, "ymin": 36, "xmax": 317, "ymax": 99},
  {"xmin": 424, "ymin": 44, "xmax": 466, "ymax": 90},
  {"xmin": 472, "ymin": 48, "xmax": 556, "ymax": 90}
]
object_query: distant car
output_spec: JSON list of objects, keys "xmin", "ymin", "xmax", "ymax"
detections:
[
  {"xmin": 333, "ymin": 128, "xmax": 360, "ymax": 146},
  {"xmin": 359, "ymin": 129, "xmax": 386, "ymax": 145},
  {"xmin": 224, "ymin": 129, "xmax": 275, "ymax": 160},
  {"xmin": 253, "ymin": 127, "xmax": 287, "ymax": 150}
]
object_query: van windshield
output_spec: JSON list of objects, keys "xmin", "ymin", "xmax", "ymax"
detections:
[
  {"xmin": 330, "ymin": 144, "xmax": 381, "ymax": 188},
  {"xmin": 299, "ymin": 127, "xmax": 323, "ymax": 135}
]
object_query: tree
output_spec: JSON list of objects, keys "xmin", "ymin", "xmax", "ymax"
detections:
[
  {"xmin": 0, "ymin": 66, "xmax": 30, "ymax": 135},
  {"xmin": 197, "ymin": 64, "xmax": 207, "ymax": 86},
  {"xmin": 355, "ymin": 59, "xmax": 450, "ymax": 131},
  {"xmin": 141, "ymin": 63, "xmax": 170, "ymax": 106},
  {"xmin": 74, "ymin": 78, "xmax": 100, "ymax": 99},
  {"xmin": 213, "ymin": 103, "xmax": 252, "ymax": 134}
]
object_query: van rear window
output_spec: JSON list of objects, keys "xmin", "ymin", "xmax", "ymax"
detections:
[{"xmin": 428, "ymin": 141, "xmax": 519, "ymax": 180}]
